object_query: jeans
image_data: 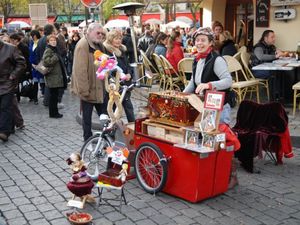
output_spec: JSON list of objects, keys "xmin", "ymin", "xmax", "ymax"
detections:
[
  {"xmin": 0, "ymin": 93, "xmax": 14, "ymax": 135},
  {"xmin": 81, "ymin": 100, "xmax": 107, "ymax": 141},
  {"xmin": 252, "ymin": 70, "xmax": 271, "ymax": 79},
  {"xmin": 122, "ymin": 92, "xmax": 135, "ymax": 123},
  {"xmin": 12, "ymin": 96, "xmax": 24, "ymax": 127},
  {"xmin": 44, "ymin": 87, "xmax": 64, "ymax": 106}
]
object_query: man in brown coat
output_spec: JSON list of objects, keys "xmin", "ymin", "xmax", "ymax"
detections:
[
  {"xmin": 71, "ymin": 23, "xmax": 107, "ymax": 141},
  {"xmin": 0, "ymin": 39, "xmax": 26, "ymax": 141}
]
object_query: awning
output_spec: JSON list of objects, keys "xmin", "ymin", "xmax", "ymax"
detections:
[{"xmin": 56, "ymin": 15, "xmax": 99, "ymax": 23}]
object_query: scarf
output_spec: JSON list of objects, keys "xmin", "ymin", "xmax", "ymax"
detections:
[{"xmin": 195, "ymin": 46, "xmax": 213, "ymax": 62}]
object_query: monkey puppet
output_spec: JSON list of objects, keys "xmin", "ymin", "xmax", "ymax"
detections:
[
  {"xmin": 105, "ymin": 71, "xmax": 123, "ymax": 126},
  {"xmin": 66, "ymin": 153, "xmax": 95, "ymax": 208}
]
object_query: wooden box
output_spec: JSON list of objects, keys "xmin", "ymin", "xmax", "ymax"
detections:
[{"xmin": 148, "ymin": 91, "xmax": 200, "ymax": 126}]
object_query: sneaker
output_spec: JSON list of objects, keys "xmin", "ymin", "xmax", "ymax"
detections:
[
  {"xmin": 57, "ymin": 102, "xmax": 64, "ymax": 109},
  {"xmin": 16, "ymin": 124, "xmax": 25, "ymax": 129},
  {"xmin": 0, "ymin": 133, "xmax": 8, "ymax": 142}
]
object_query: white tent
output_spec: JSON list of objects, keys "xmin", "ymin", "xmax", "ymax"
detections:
[
  {"xmin": 176, "ymin": 16, "xmax": 193, "ymax": 25},
  {"xmin": 9, "ymin": 21, "xmax": 31, "ymax": 28},
  {"xmin": 165, "ymin": 20, "xmax": 190, "ymax": 29},
  {"xmin": 104, "ymin": 19, "xmax": 129, "ymax": 29},
  {"xmin": 144, "ymin": 18, "xmax": 162, "ymax": 25},
  {"xmin": 78, "ymin": 19, "xmax": 93, "ymax": 28}
]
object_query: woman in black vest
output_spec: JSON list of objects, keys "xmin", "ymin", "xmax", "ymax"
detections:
[{"xmin": 183, "ymin": 27, "xmax": 232, "ymax": 124}]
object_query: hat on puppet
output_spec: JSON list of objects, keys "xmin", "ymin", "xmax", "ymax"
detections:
[{"xmin": 192, "ymin": 27, "xmax": 215, "ymax": 42}]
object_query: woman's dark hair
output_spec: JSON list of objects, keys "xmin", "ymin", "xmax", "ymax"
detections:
[
  {"xmin": 167, "ymin": 31, "xmax": 181, "ymax": 51},
  {"xmin": 30, "ymin": 30, "xmax": 41, "ymax": 39},
  {"xmin": 156, "ymin": 32, "xmax": 168, "ymax": 45},
  {"xmin": 259, "ymin": 29, "xmax": 274, "ymax": 43},
  {"xmin": 9, "ymin": 33, "xmax": 21, "ymax": 41},
  {"xmin": 71, "ymin": 32, "xmax": 81, "ymax": 40}
]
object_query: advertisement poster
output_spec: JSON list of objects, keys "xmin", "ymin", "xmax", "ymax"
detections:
[{"xmin": 256, "ymin": 0, "xmax": 270, "ymax": 27}]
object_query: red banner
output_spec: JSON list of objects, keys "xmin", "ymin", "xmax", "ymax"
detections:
[{"xmin": 81, "ymin": 0, "xmax": 102, "ymax": 8}]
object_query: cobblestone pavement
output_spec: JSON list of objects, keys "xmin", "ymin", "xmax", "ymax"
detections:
[{"xmin": 0, "ymin": 88, "xmax": 299, "ymax": 225}]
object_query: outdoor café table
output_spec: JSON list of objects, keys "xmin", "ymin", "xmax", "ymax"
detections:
[{"xmin": 252, "ymin": 62, "xmax": 295, "ymax": 101}]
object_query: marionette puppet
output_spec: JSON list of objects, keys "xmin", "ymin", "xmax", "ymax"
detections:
[{"xmin": 66, "ymin": 153, "xmax": 95, "ymax": 209}]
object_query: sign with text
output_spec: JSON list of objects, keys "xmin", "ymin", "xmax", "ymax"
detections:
[
  {"xmin": 256, "ymin": 0, "xmax": 270, "ymax": 27},
  {"xmin": 271, "ymin": 0, "xmax": 300, "ymax": 6},
  {"xmin": 274, "ymin": 8, "xmax": 296, "ymax": 20}
]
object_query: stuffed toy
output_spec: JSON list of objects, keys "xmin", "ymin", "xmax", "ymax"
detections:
[
  {"xmin": 117, "ymin": 163, "xmax": 128, "ymax": 183},
  {"xmin": 66, "ymin": 153, "xmax": 95, "ymax": 207},
  {"xmin": 94, "ymin": 50, "xmax": 127, "ymax": 81}
]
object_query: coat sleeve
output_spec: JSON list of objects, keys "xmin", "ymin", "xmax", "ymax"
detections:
[
  {"xmin": 43, "ymin": 48, "xmax": 59, "ymax": 67},
  {"xmin": 10, "ymin": 46, "xmax": 26, "ymax": 80},
  {"xmin": 72, "ymin": 43, "xmax": 90, "ymax": 97}
]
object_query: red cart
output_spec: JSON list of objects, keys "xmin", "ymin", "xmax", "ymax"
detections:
[{"xmin": 133, "ymin": 118, "xmax": 235, "ymax": 203}]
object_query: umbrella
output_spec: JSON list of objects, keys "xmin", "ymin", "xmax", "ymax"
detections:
[
  {"xmin": 9, "ymin": 21, "xmax": 31, "ymax": 29},
  {"xmin": 176, "ymin": 16, "xmax": 193, "ymax": 25},
  {"xmin": 144, "ymin": 18, "xmax": 162, "ymax": 25},
  {"xmin": 165, "ymin": 20, "xmax": 190, "ymax": 29},
  {"xmin": 104, "ymin": 19, "xmax": 129, "ymax": 29}
]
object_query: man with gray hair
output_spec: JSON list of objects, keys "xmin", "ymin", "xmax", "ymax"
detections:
[{"xmin": 71, "ymin": 22, "xmax": 107, "ymax": 141}]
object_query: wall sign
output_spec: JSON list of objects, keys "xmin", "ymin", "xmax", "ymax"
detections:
[
  {"xmin": 256, "ymin": 0, "xmax": 270, "ymax": 27},
  {"xmin": 271, "ymin": 0, "xmax": 300, "ymax": 6},
  {"xmin": 274, "ymin": 8, "xmax": 296, "ymax": 20}
]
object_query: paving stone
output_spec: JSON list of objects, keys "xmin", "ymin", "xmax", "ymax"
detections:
[
  {"xmin": 105, "ymin": 211, "xmax": 126, "ymax": 222},
  {"xmin": 49, "ymin": 218, "xmax": 70, "ymax": 225},
  {"xmin": 151, "ymin": 214, "xmax": 174, "ymax": 224},
  {"xmin": 43, "ymin": 209, "xmax": 64, "ymax": 220},
  {"xmin": 180, "ymin": 208, "xmax": 200, "ymax": 218},
  {"xmin": 139, "ymin": 207, "xmax": 159, "ymax": 217},
  {"xmin": 29, "ymin": 218, "xmax": 51, "ymax": 225},
  {"xmin": 18, "ymin": 204, "xmax": 37, "ymax": 213},
  {"xmin": 201, "ymin": 208, "xmax": 223, "ymax": 219},
  {"xmin": 125, "ymin": 210, "xmax": 147, "ymax": 221},
  {"xmin": 92, "ymin": 217, "xmax": 114, "ymax": 225},
  {"xmin": 31, "ymin": 196, "xmax": 48, "ymax": 205},
  {"xmin": 24, "ymin": 210, "xmax": 44, "ymax": 221},
  {"xmin": 0, "ymin": 196, "xmax": 11, "ymax": 205},
  {"xmin": 135, "ymin": 219, "xmax": 157, "ymax": 225},
  {"xmin": 3, "ymin": 209, "xmax": 23, "ymax": 219},
  {"xmin": 173, "ymin": 215, "xmax": 195, "ymax": 225},
  {"xmin": 6, "ymin": 217, "xmax": 28, "ymax": 225},
  {"xmin": 12, "ymin": 196, "xmax": 31, "ymax": 206},
  {"xmin": 160, "ymin": 207, "xmax": 181, "ymax": 217},
  {"xmin": 115, "ymin": 218, "xmax": 136, "ymax": 225}
]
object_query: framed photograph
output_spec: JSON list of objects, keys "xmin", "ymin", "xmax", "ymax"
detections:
[
  {"xmin": 201, "ymin": 133, "xmax": 216, "ymax": 151},
  {"xmin": 185, "ymin": 129, "xmax": 201, "ymax": 146},
  {"xmin": 204, "ymin": 91, "xmax": 225, "ymax": 110},
  {"xmin": 256, "ymin": 0, "xmax": 270, "ymax": 27},
  {"xmin": 200, "ymin": 109, "xmax": 218, "ymax": 133}
]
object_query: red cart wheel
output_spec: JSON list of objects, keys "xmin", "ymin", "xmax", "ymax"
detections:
[{"xmin": 134, "ymin": 143, "xmax": 168, "ymax": 194}]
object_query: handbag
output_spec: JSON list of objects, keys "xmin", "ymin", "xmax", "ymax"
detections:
[
  {"xmin": 33, "ymin": 60, "xmax": 51, "ymax": 75},
  {"xmin": 19, "ymin": 80, "xmax": 34, "ymax": 98}
]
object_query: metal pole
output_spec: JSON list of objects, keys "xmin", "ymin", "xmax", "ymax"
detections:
[{"xmin": 129, "ymin": 16, "xmax": 138, "ymax": 63}]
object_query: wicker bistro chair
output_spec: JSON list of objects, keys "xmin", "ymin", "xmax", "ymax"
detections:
[
  {"xmin": 152, "ymin": 53, "xmax": 167, "ymax": 91},
  {"xmin": 139, "ymin": 50, "xmax": 159, "ymax": 87},
  {"xmin": 223, "ymin": 55, "xmax": 260, "ymax": 104},
  {"xmin": 292, "ymin": 81, "xmax": 300, "ymax": 116},
  {"xmin": 178, "ymin": 58, "xmax": 193, "ymax": 87},
  {"xmin": 159, "ymin": 55, "xmax": 184, "ymax": 91},
  {"xmin": 240, "ymin": 51, "xmax": 270, "ymax": 101}
]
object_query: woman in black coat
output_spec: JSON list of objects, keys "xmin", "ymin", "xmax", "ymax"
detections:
[
  {"xmin": 103, "ymin": 29, "xmax": 135, "ymax": 123},
  {"xmin": 219, "ymin": 31, "xmax": 237, "ymax": 56}
]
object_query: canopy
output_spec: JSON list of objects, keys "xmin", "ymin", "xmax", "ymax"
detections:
[
  {"xmin": 9, "ymin": 21, "xmax": 31, "ymax": 28},
  {"xmin": 176, "ymin": 16, "xmax": 193, "ymax": 25},
  {"xmin": 144, "ymin": 18, "xmax": 162, "ymax": 25},
  {"xmin": 104, "ymin": 19, "xmax": 129, "ymax": 29},
  {"xmin": 78, "ymin": 19, "xmax": 93, "ymax": 28},
  {"xmin": 165, "ymin": 20, "xmax": 190, "ymax": 29}
]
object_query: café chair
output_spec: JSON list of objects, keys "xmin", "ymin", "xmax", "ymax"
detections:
[
  {"xmin": 178, "ymin": 58, "xmax": 193, "ymax": 87},
  {"xmin": 238, "ymin": 46, "xmax": 247, "ymax": 53},
  {"xmin": 152, "ymin": 53, "xmax": 167, "ymax": 91},
  {"xmin": 292, "ymin": 81, "xmax": 300, "ymax": 116},
  {"xmin": 240, "ymin": 51, "xmax": 270, "ymax": 101},
  {"xmin": 159, "ymin": 55, "xmax": 184, "ymax": 91},
  {"xmin": 233, "ymin": 100, "xmax": 293, "ymax": 173},
  {"xmin": 139, "ymin": 50, "xmax": 159, "ymax": 87},
  {"xmin": 233, "ymin": 51, "xmax": 241, "ymax": 61},
  {"xmin": 223, "ymin": 55, "xmax": 260, "ymax": 104}
]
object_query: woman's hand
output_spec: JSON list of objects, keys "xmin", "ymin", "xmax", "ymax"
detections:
[
  {"xmin": 195, "ymin": 83, "xmax": 210, "ymax": 94},
  {"xmin": 125, "ymin": 74, "xmax": 131, "ymax": 81}
]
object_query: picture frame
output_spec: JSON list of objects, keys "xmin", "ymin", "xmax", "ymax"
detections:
[
  {"xmin": 201, "ymin": 133, "xmax": 216, "ymax": 151},
  {"xmin": 204, "ymin": 91, "xmax": 225, "ymax": 110},
  {"xmin": 185, "ymin": 129, "xmax": 200, "ymax": 146},
  {"xmin": 200, "ymin": 109, "xmax": 218, "ymax": 133}
]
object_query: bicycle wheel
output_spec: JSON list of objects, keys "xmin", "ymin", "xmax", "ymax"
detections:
[
  {"xmin": 80, "ymin": 134, "xmax": 112, "ymax": 181},
  {"xmin": 134, "ymin": 142, "xmax": 168, "ymax": 194}
]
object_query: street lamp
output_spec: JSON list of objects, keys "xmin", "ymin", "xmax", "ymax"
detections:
[{"xmin": 113, "ymin": 2, "xmax": 145, "ymax": 81}]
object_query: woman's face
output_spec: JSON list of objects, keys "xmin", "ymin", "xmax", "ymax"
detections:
[
  {"xmin": 112, "ymin": 35, "xmax": 122, "ymax": 48},
  {"xmin": 73, "ymin": 35, "xmax": 79, "ymax": 41},
  {"xmin": 161, "ymin": 37, "xmax": 168, "ymax": 45},
  {"xmin": 194, "ymin": 35, "xmax": 213, "ymax": 53},
  {"xmin": 48, "ymin": 37, "xmax": 57, "ymax": 47}
]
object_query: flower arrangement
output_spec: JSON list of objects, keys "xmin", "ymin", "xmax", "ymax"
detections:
[{"xmin": 94, "ymin": 50, "xmax": 126, "ymax": 80}]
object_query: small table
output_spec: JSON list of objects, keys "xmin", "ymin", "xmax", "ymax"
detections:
[{"xmin": 251, "ymin": 62, "xmax": 294, "ymax": 71}]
